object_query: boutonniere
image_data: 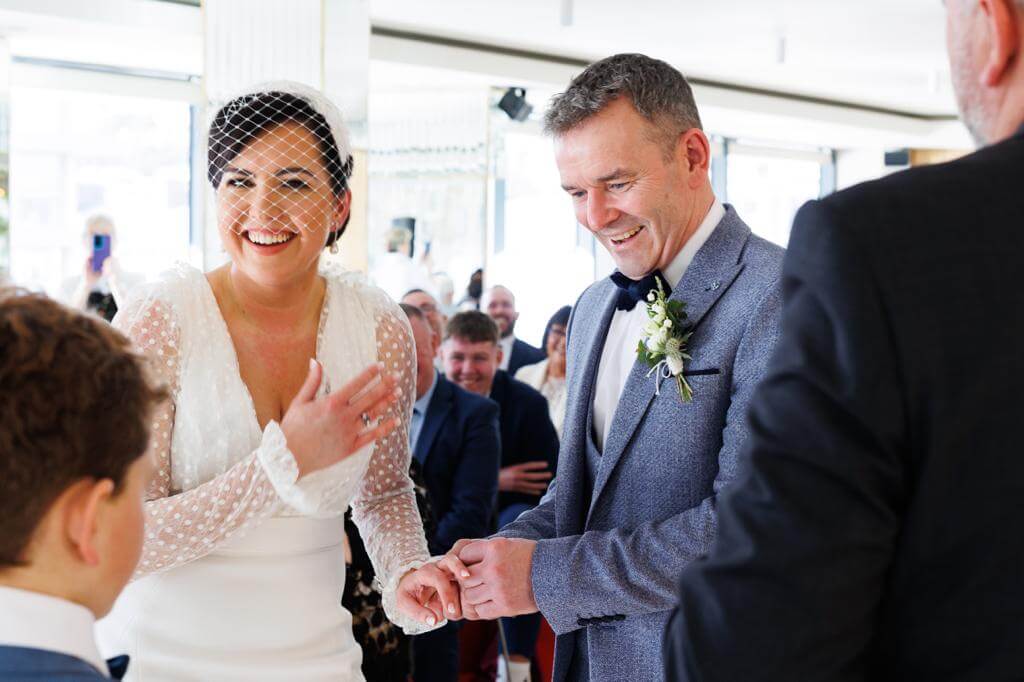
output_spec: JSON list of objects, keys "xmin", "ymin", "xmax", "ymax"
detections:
[{"xmin": 635, "ymin": 277, "xmax": 694, "ymax": 403}]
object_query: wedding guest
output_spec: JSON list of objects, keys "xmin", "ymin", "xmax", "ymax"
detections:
[
  {"xmin": 441, "ymin": 311, "xmax": 559, "ymax": 682},
  {"xmin": 431, "ymin": 272, "xmax": 457, "ymax": 316},
  {"xmin": 402, "ymin": 304, "xmax": 501, "ymax": 682},
  {"xmin": 403, "ymin": 288, "xmax": 447, "ymax": 350},
  {"xmin": 372, "ymin": 225, "xmax": 433, "ymax": 302},
  {"xmin": 59, "ymin": 214, "xmax": 143, "ymax": 322},
  {"xmin": 0, "ymin": 291, "xmax": 166, "ymax": 680},
  {"xmin": 516, "ymin": 306, "xmax": 571, "ymax": 436},
  {"xmin": 667, "ymin": 2, "xmax": 1024, "ymax": 680},
  {"xmin": 457, "ymin": 268, "xmax": 484, "ymax": 311},
  {"xmin": 483, "ymin": 285, "xmax": 545, "ymax": 375}
]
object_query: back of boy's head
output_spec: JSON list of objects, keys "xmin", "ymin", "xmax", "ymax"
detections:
[{"xmin": 0, "ymin": 290, "xmax": 166, "ymax": 570}]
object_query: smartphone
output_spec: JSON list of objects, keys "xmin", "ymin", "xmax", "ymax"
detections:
[{"xmin": 92, "ymin": 234, "xmax": 111, "ymax": 273}]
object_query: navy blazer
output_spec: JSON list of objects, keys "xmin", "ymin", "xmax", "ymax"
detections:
[
  {"xmin": 489, "ymin": 370, "xmax": 560, "ymax": 512},
  {"xmin": 414, "ymin": 374, "xmax": 502, "ymax": 555},
  {"xmin": 0, "ymin": 646, "xmax": 108, "ymax": 680},
  {"xmin": 667, "ymin": 127, "xmax": 1024, "ymax": 681},
  {"xmin": 507, "ymin": 338, "xmax": 546, "ymax": 376}
]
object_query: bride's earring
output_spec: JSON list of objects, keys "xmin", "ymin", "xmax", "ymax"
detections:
[{"xmin": 328, "ymin": 228, "xmax": 340, "ymax": 254}]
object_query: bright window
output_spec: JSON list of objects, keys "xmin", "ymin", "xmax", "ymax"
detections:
[
  {"xmin": 725, "ymin": 143, "xmax": 831, "ymax": 247},
  {"xmin": 9, "ymin": 86, "xmax": 192, "ymax": 296}
]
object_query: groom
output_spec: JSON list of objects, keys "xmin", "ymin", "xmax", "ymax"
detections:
[{"xmin": 444, "ymin": 53, "xmax": 784, "ymax": 681}]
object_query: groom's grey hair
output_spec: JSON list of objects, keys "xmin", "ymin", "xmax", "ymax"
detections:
[{"xmin": 543, "ymin": 53, "xmax": 703, "ymax": 157}]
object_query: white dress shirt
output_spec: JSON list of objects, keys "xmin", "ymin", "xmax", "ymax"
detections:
[
  {"xmin": 498, "ymin": 335, "xmax": 516, "ymax": 371},
  {"xmin": 591, "ymin": 200, "xmax": 726, "ymax": 452},
  {"xmin": 0, "ymin": 585, "xmax": 106, "ymax": 676}
]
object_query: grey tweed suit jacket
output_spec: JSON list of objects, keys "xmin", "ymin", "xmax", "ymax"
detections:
[{"xmin": 498, "ymin": 206, "xmax": 784, "ymax": 681}]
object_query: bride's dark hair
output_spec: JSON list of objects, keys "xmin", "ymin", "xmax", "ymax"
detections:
[{"xmin": 207, "ymin": 91, "xmax": 355, "ymax": 246}]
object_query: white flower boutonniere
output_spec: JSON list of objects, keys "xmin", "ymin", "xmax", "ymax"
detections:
[{"xmin": 635, "ymin": 277, "xmax": 694, "ymax": 402}]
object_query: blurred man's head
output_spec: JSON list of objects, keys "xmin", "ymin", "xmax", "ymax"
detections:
[
  {"xmin": 482, "ymin": 285, "xmax": 519, "ymax": 339},
  {"xmin": 442, "ymin": 311, "xmax": 502, "ymax": 396},
  {"xmin": 402, "ymin": 289, "xmax": 445, "ymax": 345},
  {"xmin": 400, "ymin": 303, "xmax": 439, "ymax": 400},
  {"xmin": 946, "ymin": 0, "xmax": 1024, "ymax": 145},
  {"xmin": 0, "ymin": 291, "xmax": 166, "ymax": 618}
]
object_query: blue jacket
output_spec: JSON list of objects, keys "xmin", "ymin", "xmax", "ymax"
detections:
[
  {"xmin": 414, "ymin": 374, "xmax": 501, "ymax": 555},
  {"xmin": 0, "ymin": 646, "xmax": 109, "ymax": 680},
  {"xmin": 489, "ymin": 370, "xmax": 560, "ymax": 513}
]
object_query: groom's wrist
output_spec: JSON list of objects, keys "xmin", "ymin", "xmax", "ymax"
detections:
[{"xmin": 528, "ymin": 535, "xmax": 583, "ymax": 634}]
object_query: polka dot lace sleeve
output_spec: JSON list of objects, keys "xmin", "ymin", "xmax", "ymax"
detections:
[
  {"xmin": 113, "ymin": 295, "xmax": 281, "ymax": 578},
  {"xmin": 350, "ymin": 302, "xmax": 438, "ymax": 634}
]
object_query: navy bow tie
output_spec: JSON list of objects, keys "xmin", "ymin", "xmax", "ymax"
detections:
[
  {"xmin": 106, "ymin": 655, "xmax": 129, "ymax": 680},
  {"xmin": 610, "ymin": 270, "xmax": 671, "ymax": 311}
]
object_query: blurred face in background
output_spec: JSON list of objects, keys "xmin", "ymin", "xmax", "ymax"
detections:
[
  {"xmin": 546, "ymin": 323, "xmax": 567, "ymax": 366},
  {"xmin": 483, "ymin": 287, "xmax": 518, "ymax": 338},
  {"xmin": 442, "ymin": 335, "xmax": 501, "ymax": 396},
  {"xmin": 407, "ymin": 314, "xmax": 439, "ymax": 400},
  {"xmin": 402, "ymin": 290, "xmax": 445, "ymax": 345}
]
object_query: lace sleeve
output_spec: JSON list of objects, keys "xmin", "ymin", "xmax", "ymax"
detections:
[
  {"xmin": 114, "ymin": 295, "xmax": 284, "ymax": 578},
  {"xmin": 349, "ymin": 301, "xmax": 437, "ymax": 634}
]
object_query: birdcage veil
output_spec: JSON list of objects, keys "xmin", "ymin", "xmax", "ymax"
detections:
[{"xmin": 207, "ymin": 81, "xmax": 354, "ymax": 247}]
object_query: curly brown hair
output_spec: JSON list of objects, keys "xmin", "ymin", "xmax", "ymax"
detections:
[{"xmin": 0, "ymin": 289, "xmax": 168, "ymax": 567}]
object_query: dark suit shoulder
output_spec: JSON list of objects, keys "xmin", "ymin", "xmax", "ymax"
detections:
[
  {"xmin": 817, "ymin": 134, "xmax": 1023, "ymax": 245},
  {"xmin": 448, "ymin": 378, "xmax": 499, "ymax": 419},
  {"xmin": 503, "ymin": 373, "xmax": 550, "ymax": 409}
]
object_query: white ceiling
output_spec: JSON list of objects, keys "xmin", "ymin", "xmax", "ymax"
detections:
[{"xmin": 371, "ymin": 0, "xmax": 957, "ymax": 117}]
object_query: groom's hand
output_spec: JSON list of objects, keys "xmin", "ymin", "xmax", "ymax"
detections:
[{"xmin": 457, "ymin": 537, "xmax": 538, "ymax": 620}]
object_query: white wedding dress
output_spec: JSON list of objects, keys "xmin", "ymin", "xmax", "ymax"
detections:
[{"xmin": 97, "ymin": 263, "xmax": 439, "ymax": 681}]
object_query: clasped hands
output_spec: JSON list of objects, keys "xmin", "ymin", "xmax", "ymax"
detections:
[{"xmin": 396, "ymin": 537, "xmax": 539, "ymax": 627}]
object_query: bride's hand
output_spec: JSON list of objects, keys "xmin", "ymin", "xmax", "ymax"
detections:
[
  {"xmin": 281, "ymin": 360, "xmax": 401, "ymax": 478},
  {"xmin": 397, "ymin": 562, "xmax": 463, "ymax": 626}
]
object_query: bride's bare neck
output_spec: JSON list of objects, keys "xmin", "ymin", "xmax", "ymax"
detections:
[{"xmin": 208, "ymin": 264, "xmax": 325, "ymax": 333}]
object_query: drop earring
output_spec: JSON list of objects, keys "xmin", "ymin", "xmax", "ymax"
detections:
[{"xmin": 329, "ymin": 241, "xmax": 339, "ymax": 255}]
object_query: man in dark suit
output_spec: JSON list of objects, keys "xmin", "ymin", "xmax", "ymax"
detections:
[
  {"xmin": 442, "ymin": 310, "xmax": 560, "ymax": 681},
  {"xmin": 666, "ymin": 2, "xmax": 1024, "ymax": 680},
  {"xmin": 484, "ymin": 285, "xmax": 546, "ymax": 376},
  {"xmin": 402, "ymin": 304, "xmax": 502, "ymax": 682},
  {"xmin": 0, "ymin": 292, "xmax": 166, "ymax": 680}
]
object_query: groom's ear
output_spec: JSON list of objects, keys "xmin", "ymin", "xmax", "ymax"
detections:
[{"xmin": 676, "ymin": 128, "xmax": 711, "ymax": 186}]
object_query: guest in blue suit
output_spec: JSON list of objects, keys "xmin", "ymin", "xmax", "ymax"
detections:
[
  {"xmin": 442, "ymin": 311, "xmax": 559, "ymax": 682},
  {"xmin": 483, "ymin": 285, "xmax": 546, "ymax": 376},
  {"xmin": 0, "ymin": 292, "xmax": 167, "ymax": 680},
  {"xmin": 402, "ymin": 303, "xmax": 502, "ymax": 682}
]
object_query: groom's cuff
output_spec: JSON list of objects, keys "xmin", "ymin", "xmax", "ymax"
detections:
[{"xmin": 531, "ymin": 534, "xmax": 586, "ymax": 635}]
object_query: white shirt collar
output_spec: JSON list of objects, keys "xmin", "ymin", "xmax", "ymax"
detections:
[
  {"xmin": 498, "ymin": 335, "xmax": 515, "ymax": 371},
  {"xmin": 0, "ymin": 586, "xmax": 106, "ymax": 676},
  {"xmin": 662, "ymin": 198, "xmax": 725, "ymax": 289}
]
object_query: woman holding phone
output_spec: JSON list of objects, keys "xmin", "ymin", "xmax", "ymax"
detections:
[
  {"xmin": 59, "ymin": 214, "xmax": 142, "ymax": 321},
  {"xmin": 97, "ymin": 83, "xmax": 458, "ymax": 680}
]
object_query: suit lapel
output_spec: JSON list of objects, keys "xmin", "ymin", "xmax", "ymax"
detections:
[
  {"xmin": 587, "ymin": 208, "xmax": 751, "ymax": 520},
  {"xmin": 414, "ymin": 376, "xmax": 453, "ymax": 465}
]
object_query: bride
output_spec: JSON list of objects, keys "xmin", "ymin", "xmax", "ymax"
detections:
[{"xmin": 97, "ymin": 83, "xmax": 460, "ymax": 680}]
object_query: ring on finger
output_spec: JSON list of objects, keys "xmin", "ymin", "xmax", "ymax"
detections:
[{"xmin": 361, "ymin": 412, "xmax": 371, "ymax": 427}]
